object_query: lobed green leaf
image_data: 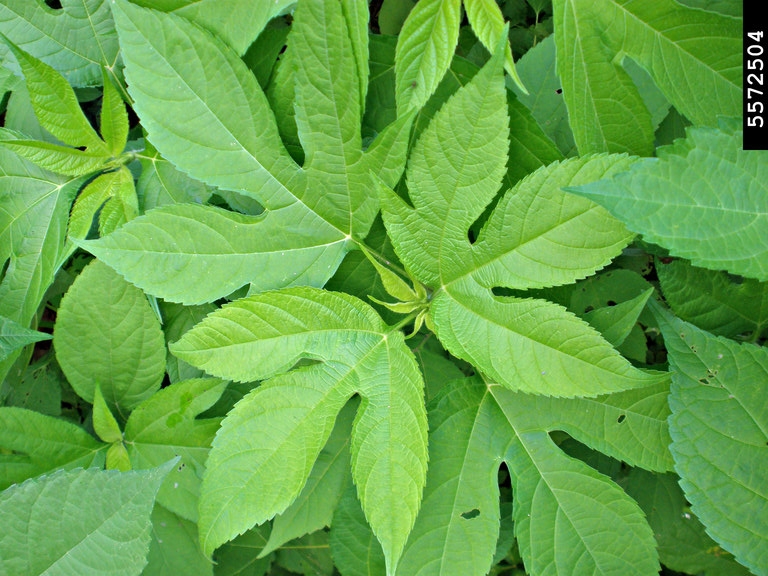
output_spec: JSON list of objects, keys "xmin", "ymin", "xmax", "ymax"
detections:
[
  {"xmin": 652, "ymin": 301, "xmax": 768, "ymax": 574},
  {"xmin": 172, "ymin": 288, "xmax": 427, "ymax": 573},
  {"xmin": 569, "ymin": 125, "xmax": 768, "ymax": 281}
]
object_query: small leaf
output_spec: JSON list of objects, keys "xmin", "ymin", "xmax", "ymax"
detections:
[
  {"xmin": 462, "ymin": 0, "xmax": 526, "ymax": 92},
  {"xmin": 106, "ymin": 441, "xmax": 132, "ymax": 472},
  {"xmin": 651, "ymin": 301, "xmax": 768, "ymax": 574},
  {"xmin": 0, "ymin": 407, "xmax": 106, "ymax": 490},
  {"xmin": 124, "ymin": 377, "xmax": 227, "ymax": 523},
  {"xmin": 99, "ymin": 67, "xmax": 129, "ymax": 157},
  {"xmin": 0, "ymin": 462, "xmax": 175, "ymax": 576},
  {"xmin": 0, "ymin": 37, "xmax": 107, "ymax": 152},
  {"xmin": 360, "ymin": 246, "xmax": 418, "ymax": 303},
  {"xmin": 69, "ymin": 167, "xmax": 138, "ymax": 239},
  {"xmin": 0, "ymin": 315, "xmax": 51, "ymax": 362},
  {"xmin": 395, "ymin": 0, "xmax": 462, "ymax": 115},
  {"xmin": 93, "ymin": 384, "xmax": 123, "ymax": 444},
  {"xmin": 0, "ymin": 131, "xmax": 110, "ymax": 176},
  {"xmin": 53, "ymin": 259, "xmax": 166, "ymax": 416}
]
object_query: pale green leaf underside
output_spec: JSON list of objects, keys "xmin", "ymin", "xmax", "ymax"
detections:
[
  {"xmin": 652, "ymin": 302, "xmax": 768, "ymax": 574},
  {"xmin": 0, "ymin": 0, "xmax": 119, "ymax": 87},
  {"xmin": 171, "ymin": 288, "xmax": 427, "ymax": 573},
  {"xmin": 569, "ymin": 126, "xmax": 768, "ymax": 281},
  {"xmin": 0, "ymin": 315, "xmax": 51, "ymax": 362},
  {"xmin": 53, "ymin": 259, "xmax": 166, "ymax": 416},
  {"xmin": 0, "ymin": 407, "xmax": 105, "ymax": 490},
  {"xmin": 395, "ymin": 0, "xmax": 462, "ymax": 116},
  {"xmin": 0, "ymin": 463, "xmax": 173, "ymax": 576},
  {"xmin": 2, "ymin": 39, "xmax": 107, "ymax": 152}
]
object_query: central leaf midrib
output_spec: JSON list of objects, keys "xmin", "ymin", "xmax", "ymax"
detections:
[{"xmin": 441, "ymin": 285, "xmax": 643, "ymax": 384}]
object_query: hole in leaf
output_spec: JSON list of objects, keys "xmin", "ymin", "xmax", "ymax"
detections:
[
  {"xmin": 461, "ymin": 509, "xmax": 480, "ymax": 520},
  {"xmin": 583, "ymin": 305, "xmax": 594, "ymax": 313},
  {"xmin": 45, "ymin": 0, "xmax": 63, "ymax": 9},
  {"xmin": 555, "ymin": 88, "xmax": 563, "ymax": 94},
  {"xmin": 617, "ymin": 414, "xmax": 626, "ymax": 424},
  {"xmin": 606, "ymin": 300, "xmax": 617, "ymax": 307},
  {"xmin": 699, "ymin": 378, "xmax": 709, "ymax": 385}
]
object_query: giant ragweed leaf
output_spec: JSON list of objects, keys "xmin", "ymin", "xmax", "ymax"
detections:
[
  {"xmin": 124, "ymin": 377, "xmax": 227, "ymax": 523},
  {"xmin": 394, "ymin": 0, "xmax": 525, "ymax": 116},
  {"xmin": 0, "ymin": 145, "xmax": 79, "ymax": 382},
  {"xmin": 570, "ymin": 124, "xmax": 768, "ymax": 282},
  {"xmin": 170, "ymin": 288, "xmax": 428, "ymax": 574},
  {"xmin": 53, "ymin": 259, "xmax": 166, "ymax": 417},
  {"xmin": 78, "ymin": 0, "xmax": 411, "ymax": 304},
  {"xmin": 651, "ymin": 301, "xmax": 768, "ymax": 574},
  {"xmin": 0, "ymin": 462, "xmax": 174, "ymax": 576},
  {"xmin": 552, "ymin": 0, "xmax": 741, "ymax": 155},
  {"xmin": 0, "ymin": 407, "xmax": 105, "ymax": 490},
  {"xmin": 657, "ymin": 258, "xmax": 768, "ymax": 340},
  {"xmin": 0, "ymin": 0, "xmax": 119, "ymax": 87},
  {"xmin": 379, "ymin": 46, "xmax": 666, "ymax": 397},
  {"xmin": 397, "ymin": 377, "xmax": 664, "ymax": 576}
]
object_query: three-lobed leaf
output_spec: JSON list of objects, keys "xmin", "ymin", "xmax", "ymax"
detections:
[
  {"xmin": 170, "ymin": 287, "xmax": 428, "ymax": 574},
  {"xmin": 379, "ymin": 44, "xmax": 665, "ymax": 397}
]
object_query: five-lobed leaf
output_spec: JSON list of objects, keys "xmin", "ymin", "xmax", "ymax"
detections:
[
  {"xmin": 80, "ymin": 0, "xmax": 411, "ymax": 304},
  {"xmin": 170, "ymin": 287, "xmax": 428, "ymax": 574},
  {"xmin": 0, "ymin": 315, "xmax": 51, "ymax": 362}
]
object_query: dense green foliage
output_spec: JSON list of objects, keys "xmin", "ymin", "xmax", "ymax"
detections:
[{"xmin": 0, "ymin": 0, "xmax": 764, "ymax": 575}]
